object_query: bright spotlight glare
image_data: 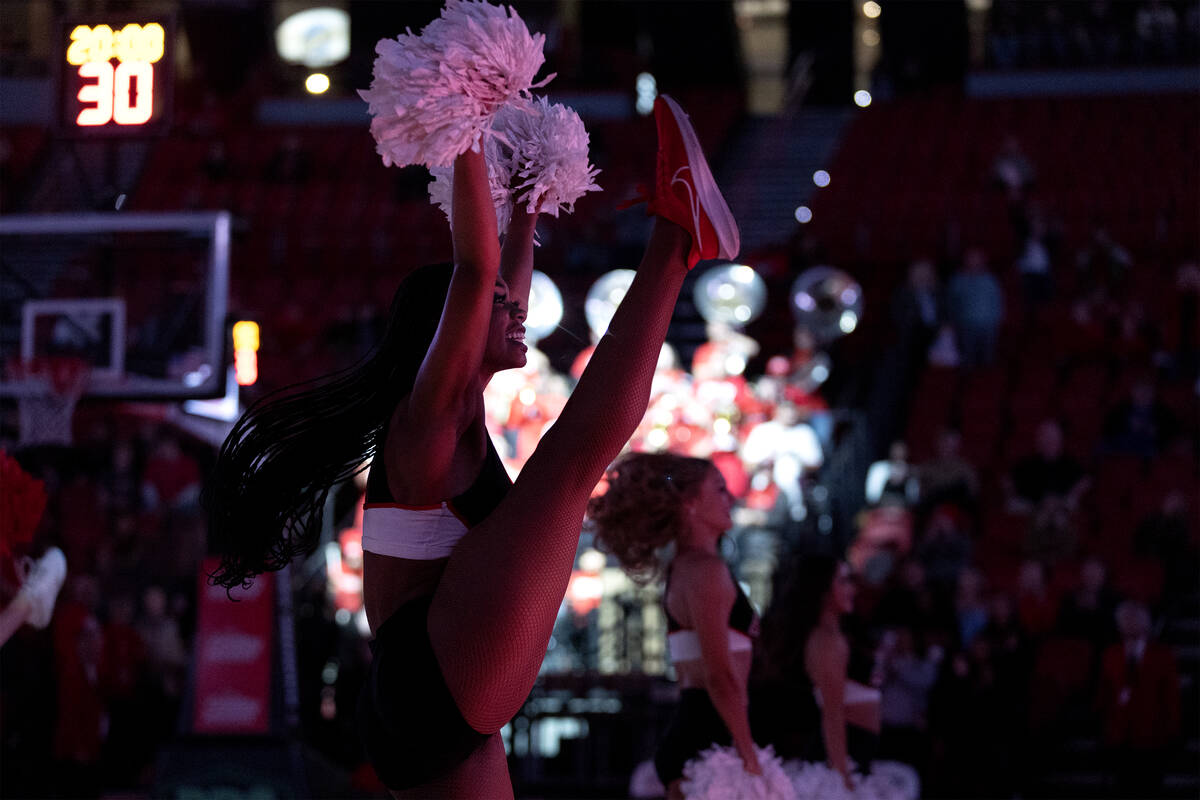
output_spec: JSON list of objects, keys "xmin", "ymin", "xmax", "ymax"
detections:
[
  {"xmin": 854, "ymin": 90, "xmax": 872, "ymax": 107},
  {"xmin": 732, "ymin": 265, "xmax": 756, "ymax": 283},
  {"xmin": 839, "ymin": 310, "xmax": 858, "ymax": 333},
  {"xmin": 813, "ymin": 170, "xmax": 831, "ymax": 187},
  {"xmin": 863, "ymin": 1, "xmax": 882, "ymax": 18},
  {"xmin": 306, "ymin": 73, "xmax": 331, "ymax": 94},
  {"xmin": 795, "ymin": 205, "xmax": 813, "ymax": 223}
]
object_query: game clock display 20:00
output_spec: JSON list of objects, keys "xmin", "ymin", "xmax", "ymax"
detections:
[{"xmin": 60, "ymin": 20, "xmax": 173, "ymax": 135}]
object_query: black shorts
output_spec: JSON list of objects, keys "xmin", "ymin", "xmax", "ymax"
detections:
[
  {"xmin": 654, "ymin": 688, "xmax": 731, "ymax": 786},
  {"xmin": 356, "ymin": 595, "xmax": 490, "ymax": 790}
]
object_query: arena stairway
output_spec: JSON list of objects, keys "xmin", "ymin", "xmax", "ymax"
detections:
[{"xmin": 718, "ymin": 107, "xmax": 852, "ymax": 253}]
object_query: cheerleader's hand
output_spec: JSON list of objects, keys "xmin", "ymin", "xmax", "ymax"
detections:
[{"xmin": 738, "ymin": 745, "xmax": 762, "ymax": 776}]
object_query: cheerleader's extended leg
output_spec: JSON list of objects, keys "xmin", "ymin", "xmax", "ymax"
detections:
[{"xmin": 430, "ymin": 95, "xmax": 739, "ymax": 735}]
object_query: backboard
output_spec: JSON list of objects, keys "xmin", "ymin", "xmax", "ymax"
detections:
[{"xmin": 0, "ymin": 211, "xmax": 230, "ymax": 399}]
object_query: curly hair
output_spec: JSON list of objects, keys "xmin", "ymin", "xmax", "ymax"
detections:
[{"xmin": 587, "ymin": 451, "xmax": 714, "ymax": 582}]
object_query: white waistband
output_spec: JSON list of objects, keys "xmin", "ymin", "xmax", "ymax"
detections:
[
  {"xmin": 667, "ymin": 629, "xmax": 753, "ymax": 663},
  {"xmin": 814, "ymin": 680, "xmax": 882, "ymax": 708},
  {"xmin": 361, "ymin": 504, "xmax": 469, "ymax": 560}
]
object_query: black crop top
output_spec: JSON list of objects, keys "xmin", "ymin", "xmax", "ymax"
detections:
[
  {"xmin": 664, "ymin": 563, "xmax": 758, "ymax": 636},
  {"xmin": 365, "ymin": 424, "xmax": 512, "ymax": 527}
]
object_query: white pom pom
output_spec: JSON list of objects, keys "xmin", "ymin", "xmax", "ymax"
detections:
[
  {"xmin": 496, "ymin": 96, "xmax": 602, "ymax": 217},
  {"xmin": 782, "ymin": 760, "xmax": 920, "ymax": 800},
  {"xmin": 427, "ymin": 135, "xmax": 514, "ymax": 234},
  {"xmin": 359, "ymin": 0, "xmax": 553, "ymax": 168},
  {"xmin": 681, "ymin": 745, "xmax": 798, "ymax": 800}
]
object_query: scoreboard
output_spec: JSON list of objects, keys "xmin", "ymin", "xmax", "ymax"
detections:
[{"xmin": 59, "ymin": 19, "xmax": 173, "ymax": 135}]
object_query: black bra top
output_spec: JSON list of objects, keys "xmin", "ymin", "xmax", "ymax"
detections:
[
  {"xmin": 664, "ymin": 563, "xmax": 758, "ymax": 636},
  {"xmin": 365, "ymin": 423, "xmax": 512, "ymax": 528}
]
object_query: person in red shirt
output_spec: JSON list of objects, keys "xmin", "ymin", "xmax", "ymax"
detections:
[{"xmin": 1096, "ymin": 600, "xmax": 1181, "ymax": 797}]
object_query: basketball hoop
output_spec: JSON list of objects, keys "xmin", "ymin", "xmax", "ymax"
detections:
[{"xmin": 6, "ymin": 357, "xmax": 91, "ymax": 448}]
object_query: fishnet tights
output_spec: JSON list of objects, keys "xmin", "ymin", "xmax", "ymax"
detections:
[{"xmin": 429, "ymin": 221, "xmax": 689, "ymax": 733}]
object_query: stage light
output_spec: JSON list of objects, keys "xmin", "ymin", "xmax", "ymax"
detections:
[
  {"xmin": 854, "ymin": 90, "xmax": 872, "ymax": 107},
  {"xmin": 305, "ymin": 72, "xmax": 330, "ymax": 95},
  {"xmin": 694, "ymin": 263, "xmax": 767, "ymax": 326},
  {"xmin": 863, "ymin": 1, "xmax": 882, "ymax": 19},
  {"xmin": 526, "ymin": 270, "xmax": 563, "ymax": 343},
  {"xmin": 636, "ymin": 72, "xmax": 657, "ymax": 116},
  {"xmin": 585, "ymin": 269, "xmax": 636, "ymax": 338},
  {"xmin": 863, "ymin": 29, "xmax": 881, "ymax": 47},
  {"xmin": 813, "ymin": 170, "xmax": 831, "ymax": 187},
  {"xmin": 795, "ymin": 205, "xmax": 813, "ymax": 223}
]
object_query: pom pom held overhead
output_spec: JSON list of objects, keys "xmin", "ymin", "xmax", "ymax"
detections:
[{"xmin": 359, "ymin": 0, "xmax": 554, "ymax": 169}]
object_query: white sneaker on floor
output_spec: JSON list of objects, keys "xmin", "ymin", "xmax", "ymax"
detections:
[{"xmin": 18, "ymin": 547, "xmax": 66, "ymax": 629}]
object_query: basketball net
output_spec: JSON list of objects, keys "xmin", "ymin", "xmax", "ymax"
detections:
[{"xmin": 7, "ymin": 357, "xmax": 90, "ymax": 448}]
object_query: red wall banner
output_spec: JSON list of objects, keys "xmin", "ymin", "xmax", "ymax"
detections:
[{"xmin": 192, "ymin": 558, "xmax": 274, "ymax": 734}]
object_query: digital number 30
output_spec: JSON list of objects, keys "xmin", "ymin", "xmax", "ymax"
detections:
[{"xmin": 77, "ymin": 61, "xmax": 154, "ymax": 126}]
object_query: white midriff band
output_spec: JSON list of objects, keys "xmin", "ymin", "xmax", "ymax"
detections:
[
  {"xmin": 361, "ymin": 503, "xmax": 469, "ymax": 560},
  {"xmin": 667, "ymin": 629, "xmax": 753, "ymax": 663},
  {"xmin": 814, "ymin": 680, "xmax": 882, "ymax": 708}
]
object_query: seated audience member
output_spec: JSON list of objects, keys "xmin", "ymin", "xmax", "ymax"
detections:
[
  {"xmin": 1134, "ymin": 490, "xmax": 1199, "ymax": 608},
  {"xmin": 877, "ymin": 626, "xmax": 942, "ymax": 777},
  {"xmin": 1096, "ymin": 601, "xmax": 1182, "ymax": 798},
  {"xmin": 865, "ymin": 441, "xmax": 919, "ymax": 508},
  {"xmin": 1014, "ymin": 560, "xmax": 1057, "ymax": 639},
  {"xmin": 946, "ymin": 248, "xmax": 1005, "ymax": 369},
  {"xmin": 1101, "ymin": 377, "xmax": 1179, "ymax": 458},
  {"xmin": 916, "ymin": 428, "xmax": 980, "ymax": 515},
  {"xmin": 1057, "ymin": 556, "xmax": 1118, "ymax": 648},
  {"xmin": 955, "ymin": 568, "xmax": 989, "ymax": 648},
  {"xmin": 1005, "ymin": 419, "xmax": 1090, "ymax": 515},
  {"xmin": 915, "ymin": 505, "xmax": 973, "ymax": 594}
]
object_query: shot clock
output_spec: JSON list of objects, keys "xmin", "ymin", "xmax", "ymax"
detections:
[{"xmin": 59, "ymin": 18, "xmax": 173, "ymax": 135}]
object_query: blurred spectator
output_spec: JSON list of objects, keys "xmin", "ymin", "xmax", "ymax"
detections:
[
  {"xmin": 874, "ymin": 559, "xmax": 941, "ymax": 634},
  {"xmin": 916, "ymin": 428, "xmax": 980, "ymax": 515},
  {"xmin": 1173, "ymin": 261, "xmax": 1199, "ymax": 381},
  {"xmin": 264, "ymin": 133, "xmax": 312, "ymax": 183},
  {"xmin": 53, "ymin": 615, "xmax": 107, "ymax": 798},
  {"xmin": 946, "ymin": 248, "xmax": 1005, "ymax": 369},
  {"xmin": 865, "ymin": 441, "xmax": 919, "ymax": 508},
  {"xmin": 1096, "ymin": 601, "xmax": 1182, "ymax": 797},
  {"xmin": 1134, "ymin": 490, "xmax": 1199, "ymax": 608},
  {"xmin": 1077, "ymin": 225, "xmax": 1133, "ymax": 291},
  {"xmin": 915, "ymin": 505, "xmax": 973, "ymax": 596},
  {"xmin": 1135, "ymin": 0, "xmax": 1179, "ymax": 61},
  {"xmin": 100, "ymin": 592, "xmax": 148, "ymax": 788},
  {"xmin": 1014, "ymin": 560, "xmax": 1057, "ymax": 638},
  {"xmin": 136, "ymin": 585, "xmax": 187, "ymax": 704},
  {"xmin": 891, "ymin": 258, "xmax": 942, "ymax": 365},
  {"xmin": 877, "ymin": 626, "xmax": 942, "ymax": 776},
  {"xmin": 1101, "ymin": 376, "xmax": 1179, "ymax": 458},
  {"xmin": 991, "ymin": 135, "xmax": 1035, "ymax": 202},
  {"xmin": 955, "ymin": 568, "xmax": 989, "ymax": 648},
  {"xmin": 1005, "ymin": 419, "xmax": 1090, "ymax": 515},
  {"xmin": 141, "ymin": 430, "xmax": 202, "ymax": 512},
  {"xmin": 740, "ymin": 401, "xmax": 823, "ymax": 521},
  {"xmin": 1058, "ymin": 555, "xmax": 1119, "ymax": 647},
  {"xmin": 1014, "ymin": 209, "xmax": 1057, "ymax": 315}
]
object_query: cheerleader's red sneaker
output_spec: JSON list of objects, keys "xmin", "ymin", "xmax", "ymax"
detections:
[{"xmin": 638, "ymin": 94, "xmax": 740, "ymax": 269}]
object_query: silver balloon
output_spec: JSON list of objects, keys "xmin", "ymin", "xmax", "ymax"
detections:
[
  {"xmin": 585, "ymin": 269, "xmax": 636, "ymax": 338},
  {"xmin": 693, "ymin": 263, "xmax": 767, "ymax": 326},
  {"xmin": 789, "ymin": 266, "xmax": 864, "ymax": 342},
  {"xmin": 790, "ymin": 351, "xmax": 832, "ymax": 394},
  {"xmin": 526, "ymin": 270, "xmax": 563, "ymax": 344}
]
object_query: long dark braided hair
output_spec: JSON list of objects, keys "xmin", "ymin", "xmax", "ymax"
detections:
[
  {"xmin": 756, "ymin": 552, "xmax": 840, "ymax": 681},
  {"xmin": 204, "ymin": 262, "xmax": 453, "ymax": 589}
]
